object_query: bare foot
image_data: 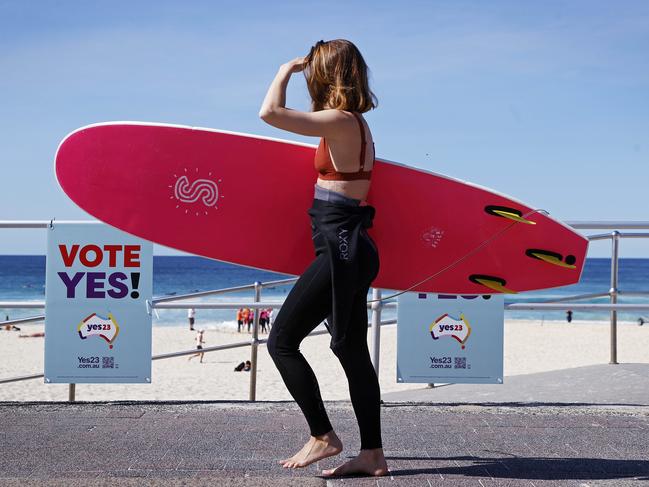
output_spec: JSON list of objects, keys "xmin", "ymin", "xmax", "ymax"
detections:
[
  {"xmin": 321, "ymin": 448, "xmax": 389, "ymax": 477},
  {"xmin": 279, "ymin": 430, "xmax": 343, "ymax": 469}
]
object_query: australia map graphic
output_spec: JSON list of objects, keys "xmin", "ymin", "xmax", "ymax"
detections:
[
  {"xmin": 429, "ymin": 312, "xmax": 472, "ymax": 349},
  {"xmin": 77, "ymin": 312, "xmax": 120, "ymax": 349}
]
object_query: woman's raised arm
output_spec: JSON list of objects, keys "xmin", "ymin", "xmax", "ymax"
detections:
[{"xmin": 259, "ymin": 60, "xmax": 350, "ymax": 138}]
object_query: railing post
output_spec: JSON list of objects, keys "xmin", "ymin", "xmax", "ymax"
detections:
[
  {"xmin": 68, "ymin": 383, "xmax": 76, "ymax": 402},
  {"xmin": 249, "ymin": 281, "xmax": 261, "ymax": 401},
  {"xmin": 370, "ymin": 288, "xmax": 382, "ymax": 376},
  {"xmin": 609, "ymin": 231, "xmax": 620, "ymax": 365}
]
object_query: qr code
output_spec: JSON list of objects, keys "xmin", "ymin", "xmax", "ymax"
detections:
[
  {"xmin": 102, "ymin": 356, "xmax": 114, "ymax": 369},
  {"xmin": 454, "ymin": 357, "xmax": 466, "ymax": 369}
]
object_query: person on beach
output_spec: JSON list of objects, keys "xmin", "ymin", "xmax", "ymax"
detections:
[
  {"xmin": 19, "ymin": 331, "xmax": 44, "ymax": 338},
  {"xmin": 241, "ymin": 307, "xmax": 250, "ymax": 332},
  {"xmin": 260, "ymin": 39, "xmax": 387, "ymax": 478},
  {"xmin": 248, "ymin": 308, "xmax": 255, "ymax": 333},
  {"xmin": 188, "ymin": 329, "xmax": 205, "ymax": 363},
  {"xmin": 266, "ymin": 308, "xmax": 274, "ymax": 331},
  {"xmin": 188, "ymin": 307, "xmax": 196, "ymax": 331},
  {"xmin": 3, "ymin": 315, "xmax": 20, "ymax": 331},
  {"xmin": 236, "ymin": 308, "xmax": 244, "ymax": 332},
  {"xmin": 259, "ymin": 308, "xmax": 269, "ymax": 333}
]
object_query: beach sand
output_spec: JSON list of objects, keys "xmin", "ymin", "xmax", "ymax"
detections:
[{"xmin": 1, "ymin": 319, "xmax": 648, "ymax": 402}]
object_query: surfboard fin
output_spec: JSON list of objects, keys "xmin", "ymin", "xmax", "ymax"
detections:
[
  {"xmin": 469, "ymin": 274, "xmax": 517, "ymax": 294},
  {"xmin": 492, "ymin": 210, "xmax": 536, "ymax": 224},
  {"xmin": 485, "ymin": 205, "xmax": 536, "ymax": 225},
  {"xmin": 526, "ymin": 249, "xmax": 577, "ymax": 269}
]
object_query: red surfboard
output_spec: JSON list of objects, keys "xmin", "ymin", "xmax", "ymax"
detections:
[{"xmin": 55, "ymin": 122, "xmax": 588, "ymax": 294}]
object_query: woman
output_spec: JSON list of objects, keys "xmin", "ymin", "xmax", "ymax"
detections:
[
  {"xmin": 187, "ymin": 329, "xmax": 205, "ymax": 363},
  {"xmin": 259, "ymin": 39, "xmax": 388, "ymax": 478},
  {"xmin": 259, "ymin": 308, "xmax": 269, "ymax": 333}
]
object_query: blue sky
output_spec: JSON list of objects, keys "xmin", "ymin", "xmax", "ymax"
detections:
[{"xmin": 1, "ymin": 0, "xmax": 647, "ymax": 257}]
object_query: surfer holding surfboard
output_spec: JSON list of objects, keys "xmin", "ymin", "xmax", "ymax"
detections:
[{"xmin": 260, "ymin": 39, "xmax": 389, "ymax": 477}]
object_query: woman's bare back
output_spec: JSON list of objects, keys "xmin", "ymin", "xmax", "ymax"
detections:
[{"xmin": 316, "ymin": 111, "xmax": 374, "ymax": 201}]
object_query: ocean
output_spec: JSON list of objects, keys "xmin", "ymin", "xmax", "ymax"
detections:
[{"xmin": 1, "ymin": 256, "xmax": 647, "ymax": 328}]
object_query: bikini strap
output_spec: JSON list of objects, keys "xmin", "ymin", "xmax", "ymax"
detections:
[{"xmin": 352, "ymin": 112, "xmax": 366, "ymax": 171}]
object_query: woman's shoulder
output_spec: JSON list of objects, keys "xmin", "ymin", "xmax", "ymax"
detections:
[
  {"xmin": 320, "ymin": 108, "xmax": 363, "ymax": 119},
  {"xmin": 322, "ymin": 110, "xmax": 364, "ymax": 138}
]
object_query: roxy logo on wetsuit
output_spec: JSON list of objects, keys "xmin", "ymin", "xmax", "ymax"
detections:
[{"xmin": 338, "ymin": 227, "xmax": 350, "ymax": 261}]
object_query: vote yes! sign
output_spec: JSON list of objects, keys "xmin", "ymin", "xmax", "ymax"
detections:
[
  {"xmin": 45, "ymin": 222, "xmax": 153, "ymax": 383},
  {"xmin": 397, "ymin": 292, "xmax": 504, "ymax": 384}
]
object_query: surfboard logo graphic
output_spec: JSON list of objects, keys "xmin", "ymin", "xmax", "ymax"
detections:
[
  {"xmin": 77, "ymin": 312, "xmax": 120, "ymax": 349},
  {"xmin": 429, "ymin": 312, "xmax": 472, "ymax": 349},
  {"xmin": 170, "ymin": 168, "xmax": 224, "ymax": 216},
  {"xmin": 175, "ymin": 176, "xmax": 219, "ymax": 205},
  {"xmin": 422, "ymin": 226, "xmax": 444, "ymax": 248}
]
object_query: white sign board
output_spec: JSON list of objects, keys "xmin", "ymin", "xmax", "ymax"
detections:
[
  {"xmin": 397, "ymin": 292, "xmax": 504, "ymax": 384},
  {"xmin": 44, "ymin": 222, "xmax": 153, "ymax": 383}
]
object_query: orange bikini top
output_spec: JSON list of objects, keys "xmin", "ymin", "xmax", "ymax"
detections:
[{"xmin": 314, "ymin": 112, "xmax": 374, "ymax": 181}]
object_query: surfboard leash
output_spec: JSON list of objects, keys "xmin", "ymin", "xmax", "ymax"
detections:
[{"xmin": 366, "ymin": 208, "xmax": 550, "ymax": 304}]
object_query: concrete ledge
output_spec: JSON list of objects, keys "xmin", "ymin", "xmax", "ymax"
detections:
[{"xmin": 383, "ymin": 363, "xmax": 649, "ymax": 407}]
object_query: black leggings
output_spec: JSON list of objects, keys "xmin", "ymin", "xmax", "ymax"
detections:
[{"xmin": 267, "ymin": 226, "xmax": 382, "ymax": 450}]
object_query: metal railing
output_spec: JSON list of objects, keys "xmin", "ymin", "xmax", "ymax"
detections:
[
  {"xmin": 522, "ymin": 223, "xmax": 649, "ymax": 365},
  {"xmin": 0, "ymin": 276, "xmax": 397, "ymax": 401},
  {"xmin": 1, "ymin": 220, "xmax": 648, "ymax": 401}
]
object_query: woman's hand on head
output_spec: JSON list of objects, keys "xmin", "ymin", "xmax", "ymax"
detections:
[{"xmin": 281, "ymin": 56, "xmax": 307, "ymax": 74}]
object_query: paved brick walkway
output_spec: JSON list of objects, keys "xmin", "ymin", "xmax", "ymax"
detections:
[
  {"xmin": 1, "ymin": 399, "xmax": 648, "ymax": 486},
  {"xmin": 2, "ymin": 364, "xmax": 649, "ymax": 486}
]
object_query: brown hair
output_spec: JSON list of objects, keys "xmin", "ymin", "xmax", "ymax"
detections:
[{"xmin": 303, "ymin": 39, "xmax": 378, "ymax": 113}]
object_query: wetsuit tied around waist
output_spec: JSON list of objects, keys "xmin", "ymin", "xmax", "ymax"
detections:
[{"xmin": 308, "ymin": 198, "xmax": 379, "ymax": 353}]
